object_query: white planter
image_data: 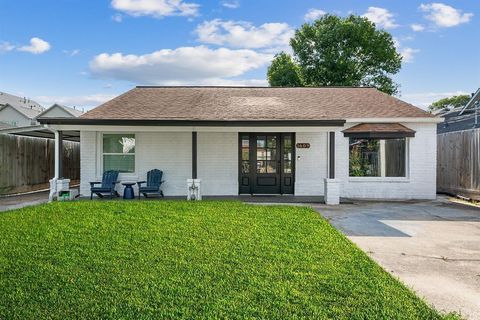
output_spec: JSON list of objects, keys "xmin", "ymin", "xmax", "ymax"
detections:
[
  {"xmin": 324, "ymin": 178, "xmax": 341, "ymax": 205},
  {"xmin": 187, "ymin": 179, "xmax": 202, "ymax": 200}
]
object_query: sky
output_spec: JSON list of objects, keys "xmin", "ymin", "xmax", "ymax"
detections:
[{"xmin": 0, "ymin": 0, "xmax": 478, "ymax": 110}]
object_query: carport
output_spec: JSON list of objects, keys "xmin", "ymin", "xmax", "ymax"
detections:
[{"xmin": 0, "ymin": 124, "xmax": 79, "ymax": 198}]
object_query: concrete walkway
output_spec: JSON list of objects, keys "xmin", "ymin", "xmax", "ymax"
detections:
[
  {"xmin": 313, "ymin": 198, "xmax": 480, "ymax": 319},
  {"xmin": 0, "ymin": 190, "xmax": 49, "ymax": 212}
]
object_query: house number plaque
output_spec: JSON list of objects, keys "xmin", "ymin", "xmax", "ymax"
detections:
[{"xmin": 296, "ymin": 143, "xmax": 310, "ymax": 148}]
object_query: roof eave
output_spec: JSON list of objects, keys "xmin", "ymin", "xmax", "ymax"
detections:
[
  {"xmin": 345, "ymin": 117, "xmax": 443, "ymax": 123},
  {"xmin": 37, "ymin": 118, "xmax": 346, "ymax": 127}
]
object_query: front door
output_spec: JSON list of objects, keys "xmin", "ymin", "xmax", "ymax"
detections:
[{"xmin": 239, "ymin": 133, "xmax": 295, "ymax": 194}]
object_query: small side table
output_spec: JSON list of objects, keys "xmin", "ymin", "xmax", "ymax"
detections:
[{"xmin": 122, "ymin": 182, "xmax": 136, "ymax": 200}]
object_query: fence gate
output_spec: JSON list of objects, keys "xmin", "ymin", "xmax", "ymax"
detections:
[{"xmin": 437, "ymin": 128, "xmax": 480, "ymax": 200}]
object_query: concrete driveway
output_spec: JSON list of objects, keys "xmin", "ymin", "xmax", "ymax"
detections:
[{"xmin": 313, "ymin": 198, "xmax": 480, "ymax": 319}]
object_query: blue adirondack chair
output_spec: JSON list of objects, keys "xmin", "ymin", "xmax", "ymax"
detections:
[
  {"xmin": 90, "ymin": 170, "xmax": 120, "ymax": 199},
  {"xmin": 137, "ymin": 169, "xmax": 165, "ymax": 199}
]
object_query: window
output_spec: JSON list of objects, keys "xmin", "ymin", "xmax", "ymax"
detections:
[
  {"xmin": 283, "ymin": 134, "xmax": 292, "ymax": 173},
  {"xmin": 103, "ymin": 134, "xmax": 135, "ymax": 173},
  {"xmin": 349, "ymin": 138, "xmax": 406, "ymax": 177},
  {"xmin": 241, "ymin": 135, "xmax": 250, "ymax": 173}
]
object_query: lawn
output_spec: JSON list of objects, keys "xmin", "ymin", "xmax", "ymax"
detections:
[{"xmin": 0, "ymin": 201, "xmax": 458, "ymax": 319}]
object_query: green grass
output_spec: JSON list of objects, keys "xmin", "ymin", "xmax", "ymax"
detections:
[{"xmin": 0, "ymin": 201, "xmax": 459, "ymax": 319}]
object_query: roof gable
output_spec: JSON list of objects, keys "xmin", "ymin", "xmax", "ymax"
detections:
[
  {"xmin": 36, "ymin": 104, "xmax": 83, "ymax": 118},
  {"xmin": 0, "ymin": 103, "xmax": 39, "ymax": 119}
]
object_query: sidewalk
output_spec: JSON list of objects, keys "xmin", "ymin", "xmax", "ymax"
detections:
[{"xmin": 0, "ymin": 190, "xmax": 49, "ymax": 212}]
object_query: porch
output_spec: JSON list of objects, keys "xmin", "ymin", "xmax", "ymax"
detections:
[{"xmin": 45, "ymin": 125, "xmax": 342, "ymax": 203}]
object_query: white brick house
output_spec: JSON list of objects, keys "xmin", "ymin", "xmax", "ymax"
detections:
[{"xmin": 39, "ymin": 86, "xmax": 441, "ymax": 203}]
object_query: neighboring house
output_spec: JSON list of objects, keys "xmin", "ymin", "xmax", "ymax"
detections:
[
  {"xmin": 35, "ymin": 103, "xmax": 84, "ymax": 119},
  {"xmin": 437, "ymin": 88, "xmax": 480, "ymax": 134},
  {"xmin": 38, "ymin": 86, "xmax": 441, "ymax": 202},
  {"xmin": 0, "ymin": 103, "xmax": 43, "ymax": 127},
  {"xmin": 0, "ymin": 91, "xmax": 44, "ymax": 127},
  {"xmin": 0, "ymin": 91, "xmax": 84, "ymax": 128}
]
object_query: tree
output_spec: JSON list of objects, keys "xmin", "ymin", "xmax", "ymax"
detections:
[
  {"xmin": 267, "ymin": 14, "xmax": 402, "ymax": 95},
  {"xmin": 267, "ymin": 52, "xmax": 303, "ymax": 87},
  {"xmin": 428, "ymin": 95, "xmax": 471, "ymax": 112}
]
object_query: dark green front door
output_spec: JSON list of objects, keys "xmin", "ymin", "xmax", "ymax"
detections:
[{"xmin": 239, "ymin": 133, "xmax": 295, "ymax": 194}]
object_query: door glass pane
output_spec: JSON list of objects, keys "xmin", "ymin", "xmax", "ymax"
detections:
[
  {"xmin": 266, "ymin": 149, "xmax": 277, "ymax": 161},
  {"xmin": 284, "ymin": 135, "xmax": 291, "ymax": 149},
  {"xmin": 242, "ymin": 161, "xmax": 250, "ymax": 173},
  {"xmin": 267, "ymin": 136, "xmax": 277, "ymax": 148},
  {"xmin": 257, "ymin": 149, "xmax": 267, "ymax": 160},
  {"xmin": 284, "ymin": 161, "xmax": 292, "ymax": 173},
  {"xmin": 283, "ymin": 134, "xmax": 292, "ymax": 172},
  {"xmin": 257, "ymin": 137, "xmax": 266, "ymax": 148},
  {"xmin": 242, "ymin": 136, "xmax": 249, "ymax": 148},
  {"xmin": 257, "ymin": 161, "xmax": 266, "ymax": 173},
  {"xmin": 267, "ymin": 161, "xmax": 277, "ymax": 173},
  {"xmin": 242, "ymin": 148, "xmax": 249, "ymax": 160}
]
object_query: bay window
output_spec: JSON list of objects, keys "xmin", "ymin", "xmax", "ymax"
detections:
[
  {"xmin": 103, "ymin": 134, "xmax": 135, "ymax": 173},
  {"xmin": 349, "ymin": 138, "xmax": 407, "ymax": 177}
]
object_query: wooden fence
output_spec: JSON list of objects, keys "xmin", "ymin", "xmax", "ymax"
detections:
[
  {"xmin": 437, "ymin": 128, "xmax": 480, "ymax": 200},
  {"xmin": 0, "ymin": 134, "xmax": 80, "ymax": 195}
]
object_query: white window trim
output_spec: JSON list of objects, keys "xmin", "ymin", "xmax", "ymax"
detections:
[
  {"xmin": 348, "ymin": 137, "xmax": 410, "ymax": 182},
  {"xmin": 98, "ymin": 132, "xmax": 138, "ymax": 179}
]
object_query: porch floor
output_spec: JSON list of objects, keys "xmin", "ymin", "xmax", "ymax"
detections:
[{"xmin": 148, "ymin": 195, "xmax": 352, "ymax": 204}]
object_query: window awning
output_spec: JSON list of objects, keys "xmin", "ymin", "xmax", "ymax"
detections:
[{"xmin": 342, "ymin": 123, "xmax": 415, "ymax": 138}]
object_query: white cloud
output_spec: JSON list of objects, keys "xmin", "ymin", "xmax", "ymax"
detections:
[
  {"xmin": 0, "ymin": 41, "xmax": 15, "ymax": 53},
  {"xmin": 18, "ymin": 37, "xmax": 51, "ymax": 54},
  {"xmin": 363, "ymin": 7, "xmax": 398, "ymax": 29},
  {"xmin": 111, "ymin": 0, "xmax": 199, "ymax": 18},
  {"xmin": 410, "ymin": 23, "xmax": 425, "ymax": 31},
  {"xmin": 402, "ymin": 91, "xmax": 468, "ymax": 109},
  {"xmin": 419, "ymin": 3, "xmax": 473, "ymax": 27},
  {"xmin": 195, "ymin": 19, "xmax": 293, "ymax": 49},
  {"xmin": 112, "ymin": 13, "xmax": 123, "ymax": 22},
  {"xmin": 400, "ymin": 47, "xmax": 420, "ymax": 63},
  {"xmin": 221, "ymin": 1, "xmax": 239, "ymax": 9},
  {"xmin": 35, "ymin": 94, "xmax": 117, "ymax": 110},
  {"xmin": 393, "ymin": 38, "xmax": 419, "ymax": 63},
  {"xmin": 89, "ymin": 45, "xmax": 272, "ymax": 85},
  {"xmin": 304, "ymin": 8, "xmax": 326, "ymax": 22},
  {"xmin": 63, "ymin": 49, "xmax": 80, "ymax": 56}
]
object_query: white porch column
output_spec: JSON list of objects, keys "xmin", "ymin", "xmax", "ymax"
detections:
[
  {"xmin": 54, "ymin": 130, "xmax": 63, "ymax": 179},
  {"xmin": 325, "ymin": 131, "xmax": 341, "ymax": 205},
  {"xmin": 49, "ymin": 130, "xmax": 66, "ymax": 201}
]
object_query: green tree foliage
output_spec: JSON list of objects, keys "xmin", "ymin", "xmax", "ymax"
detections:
[
  {"xmin": 267, "ymin": 14, "xmax": 402, "ymax": 95},
  {"xmin": 267, "ymin": 52, "xmax": 303, "ymax": 87},
  {"xmin": 428, "ymin": 95, "xmax": 471, "ymax": 112}
]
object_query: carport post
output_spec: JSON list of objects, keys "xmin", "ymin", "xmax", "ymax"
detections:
[{"xmin": 54, "ymin": 130, "xmax": 63, "ymax": 179}]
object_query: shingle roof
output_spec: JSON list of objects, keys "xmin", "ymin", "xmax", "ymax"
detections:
[
  {"xmin": 343, "ymin": 123, "xmax": 416, "ymax": 134},
  {"xmin": 80, "ymin": 86, "xmax": 433, "ymax": 121},
  {"xmin": 0, "ymin": 91, "xmax": 43, "ymax": 112},
  {"xmin": 0, "ymin": 103, "xmax": 42, "ymax": 119}
]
